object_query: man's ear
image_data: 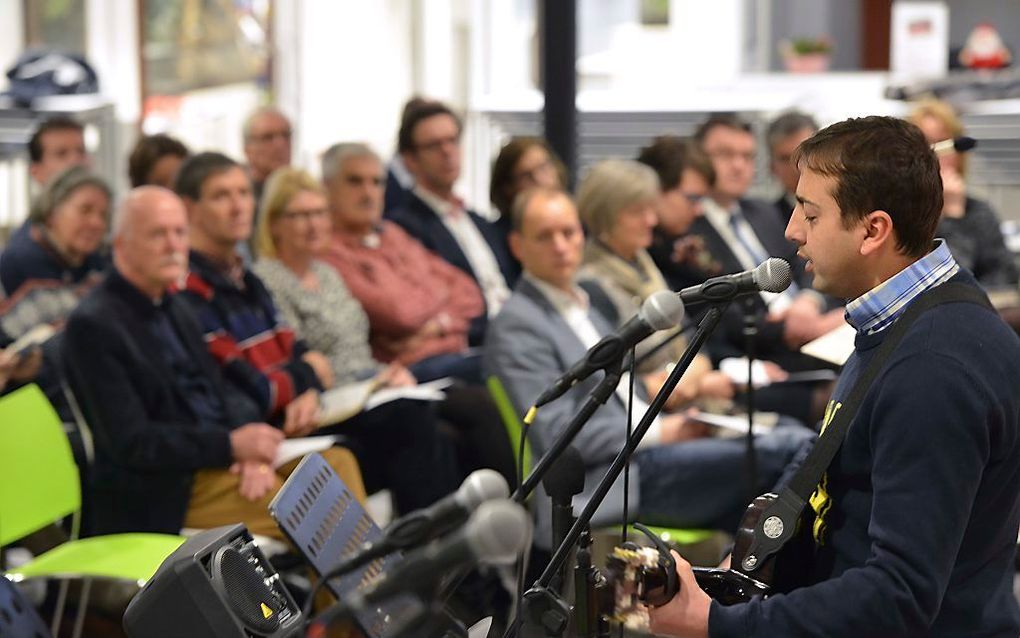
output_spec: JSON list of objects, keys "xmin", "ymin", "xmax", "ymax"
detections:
[
  {"xmin": 508, "ymin": 231, "xmax": 523, "ymax": 263},
  {"xmin": 858, "ymin": 210, "xmax": 895, "ymax": 257}
]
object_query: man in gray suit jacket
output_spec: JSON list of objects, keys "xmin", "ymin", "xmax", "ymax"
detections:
[{"xmin": 483, "ymin": 187, "xmax": 814, "ymax": 547}]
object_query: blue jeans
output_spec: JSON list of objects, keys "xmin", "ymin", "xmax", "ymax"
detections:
[
  {"xmin": 409, "ymin": 352, "xmax": 483, "ymax": 385},
  {"xmin": 634, "ymin": 425, "xmax": 815, "ymax": 532}
]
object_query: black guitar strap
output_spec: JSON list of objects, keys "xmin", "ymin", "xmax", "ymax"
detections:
[{"xmin": 737, "ymin": 281, "xmax": 994, "ymax": 574}]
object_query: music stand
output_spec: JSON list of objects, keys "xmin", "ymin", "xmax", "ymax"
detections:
[{"xmin": 269, "ymin": 452, "xmax": 419, "ymax": 638}]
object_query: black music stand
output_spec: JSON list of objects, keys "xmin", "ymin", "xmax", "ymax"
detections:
[{"xmin": 269, "ymin": 452, "xmax": 420, "ymax": 638}]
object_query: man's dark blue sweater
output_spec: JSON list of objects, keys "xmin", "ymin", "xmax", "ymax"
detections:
[{"xmin": 711, "ymin": 271, "xmax": 1020, "ymax": 637}]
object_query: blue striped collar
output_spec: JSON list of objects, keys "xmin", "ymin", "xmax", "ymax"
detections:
[{"xmin": 845, "ymin": 239, "xmax": 960, "ymax": 335}]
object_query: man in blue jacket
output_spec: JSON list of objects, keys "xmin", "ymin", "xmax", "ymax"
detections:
[{"xmin": 650, "ymin": 116, "xmax": 1020, "ymax": 637}]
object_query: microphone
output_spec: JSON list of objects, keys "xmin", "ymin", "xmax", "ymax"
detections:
[
  {"xmin": 931, "ymin": 136, "xmax": 977, "ymax": 156},
  {"xmin": 327, "ymin": 500, "xmax": 530, "ymax": 616},
  {"xmin": 533, "ymin": 290, "xmax": 685, "ymax": 409},
  {"xmin": 678, "ymin": 258, "xmax": 792, "ymax": 307},
  {"xmin": 335, "ymin": 469, "xmax": 509, "ymax": 575}
]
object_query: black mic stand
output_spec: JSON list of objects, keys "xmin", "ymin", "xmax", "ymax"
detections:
[
  {"xmin": 543, "ymin": 447, "xmax": 585, "ymax": 595},
  {"xmin": 513, "ymin": 304, "xmax": 729, "ymax": 638},
  {"xmin": 741, "ymin": 297, "xmax": 759, "ymax": 502}
]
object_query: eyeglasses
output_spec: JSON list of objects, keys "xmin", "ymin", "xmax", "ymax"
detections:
[
  {"xmin": 707, "ymin": 149, "xmax": 757, "ymax": 163},
  {"xmin": 414, "ymin": 134, "xmax": 460, "ymax": 153},
  {"xmin": 281, "ymin": 208, "xmax": 329, "ymax": 222},
  {"xmin": 251, "ymin": 129, "xmax": 292, "ymax": 144},
  {"xmin": 513, "ymin": 159, "xmax": 555, "ymax": 185},
  {"xmin": 682, "ymin": 192, "xmax": 705, "ymax": 205}
]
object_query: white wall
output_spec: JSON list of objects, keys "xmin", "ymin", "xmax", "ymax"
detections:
[{"xmin": 278, "ymin": 0, "xmax": 417, "ymax": 174}]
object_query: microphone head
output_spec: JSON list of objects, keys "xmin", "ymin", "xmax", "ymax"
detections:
[
  {"xmin": 753, "ymin": 258, "xmax": 792, "ymax": 293},
  {"xmin": 541, "ymin": 445, "xmax": 586, "ymax": 501},
  {"xmin": 954, "ymin": 136, "xmax": 977, "ymax": 153},
  {"xmin": 640, "ymin": 290, "xmax": 685, "ymax": 330},
  {"xmin": 465, "ymin": 500, "xmax": 530, "ymax": 565},
  {"xmin": 455, "ymin": 469, "xmax": 511, "ymax": 510}
]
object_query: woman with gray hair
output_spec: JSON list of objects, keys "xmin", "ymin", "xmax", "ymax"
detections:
[
  {"xmin": 0, "ymin": 165, "xmax": 111, "ymax": 419},
  {"xmin": 0, "ymin": 165, "xmax": 110, "ymax": 328},
  {"xmin": 576, "ymin": 159, "xmax": 734, "ymax": 410}
]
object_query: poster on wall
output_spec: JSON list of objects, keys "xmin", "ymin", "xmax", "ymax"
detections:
[{"xmin": 890, "ymin": 1, "xmax": 949, "ymax": 79}]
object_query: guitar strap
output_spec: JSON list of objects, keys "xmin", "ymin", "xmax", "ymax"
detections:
[{"xmin": 737, "ymin": 282, "xmax": 995, "ymax": 574}]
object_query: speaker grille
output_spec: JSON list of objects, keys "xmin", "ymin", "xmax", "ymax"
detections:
[{"xmin": 212, "ymin": 546, "xmax": 282, "ymax": 634}]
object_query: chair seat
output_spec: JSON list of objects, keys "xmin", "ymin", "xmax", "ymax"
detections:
[{"xmin": 5, "ymin": 533, "xmax": 185, "ymax": 584}]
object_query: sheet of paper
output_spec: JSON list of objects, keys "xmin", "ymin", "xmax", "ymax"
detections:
[
  {"xmin": 689, "ymin": 411, "xmax": 775, "ymax": 436},
  {"xmin": 317, "ymin": 379, "xmax": 376, "ymax": 427},
  {"xmin": 800, "ymin": 322, "xmax": 856, "ymax": 366},
  {"xmin": 6, "ymin": 323, "xmax": 56, "ymax": 355},
  {"xmin": 364, "ymin": 377, "xmax": 453, "ymax": 411},
  {"xmin": 273, "ymin": 435, "xmax": 339, "ymax": 469}
]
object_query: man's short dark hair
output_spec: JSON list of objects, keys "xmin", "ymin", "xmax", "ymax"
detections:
[
  {"xmin": 128, "ymin": 134, "xmax": 190, "ymax": 187},
  {"xmin": 694, "ymin": 113, "xmax": 753, "ymax": 144},
  {"xmin": 636, "ymin": 135, "xmax": 715, "ymax": 190},
  {"xmin": 397, "ymin": 100, "xmax": 462, "ymax": 154},
  {"xmin": 795, "ymin": 116, "xmax": 942, "ymax": 258},
  {"xmin": 28, "ymin": 116, "xmax": 84, "ymax": 163},
  {"xmin": 766, "ymin": 111, "xmax": 819, "ymax": 152},
  {"xmin": 173, "ymin": 152, "xmax": 242, "ymax": 201}
]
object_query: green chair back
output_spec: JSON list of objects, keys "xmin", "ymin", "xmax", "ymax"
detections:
[
  {"xmin": 486, "ymin": 375, "xmax": 533, "ymax": 477},
  {"xmin": 0, "ymin": 385, "xmax": 80, "ymax": 546}
]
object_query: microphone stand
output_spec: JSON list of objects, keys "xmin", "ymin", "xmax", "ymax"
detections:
[
  {"xmin": 741, "ymin": 298, "xmax": 759, "ymax": 502},
  {"xmin": 512, "ymin": 304, "xmax": 729, "ymax": 638}
]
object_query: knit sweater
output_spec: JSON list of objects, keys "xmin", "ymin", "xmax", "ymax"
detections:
[
  {"xmin": 710, "ymin": 271, "xmax": 1020, "ymax": 637},
  {"xmin": 176, "ymin": 251, "xmax": 320, "ymax": 420}
]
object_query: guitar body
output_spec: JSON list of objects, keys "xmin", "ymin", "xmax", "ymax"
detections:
[{"xmin": 694, "ymin": 493, "xmax": 816, "ymax": 604}]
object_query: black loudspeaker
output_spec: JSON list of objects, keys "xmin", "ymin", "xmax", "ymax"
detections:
[{"xmin": 123, "ymin": 524, "xmax": 302, "ymax": 638}]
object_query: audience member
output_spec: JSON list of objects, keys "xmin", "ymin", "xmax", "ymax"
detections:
[
  {"xmin": 383, "ymin": 96, "xmax": 429, "ymax": 214},
  {"xmin": 242, "ymin": 107, "xmax": 293, "ymax": 208},
  {"xmin": 253, "ymin": 167, "xmax": 513, "ymax": 488},
  {"xmin": 908, "ymin": 99, "xmax": 1019, "ymax": 288},
  {"xmin": 638, "ymin": 135, "xmax": 723, "ymax": 291},
  {"xmin": 390, "ymin": 100, "xmax": 518, "ymax": 326},
  {"xmin": 767, "ymin": 111, "xmax": 818, "ymax": 225},
  {"xmin": 575, "ymin": 159, "xmax": 734, "ymax": 410},
  {"xmin": 490, "ymin": 136, "xmax": 567, "ymax": 238},
  {"xmin": 484, "ymin": 187, "xmax": 813, "ymax": 544},
  {"xmin": 64, "ymin": 186, "xmax": 364, "ymax": 537},
  {"xmin": 173, "ymin": 153, "xmax": 327, "ymax": 438},
  {"xmin": 319, "ymin": 143, "xmax": 486, "ymax": 384},
  {"xmin": 28, "ymin": 116, "xmax": 88, "ymax": 187},
  {"xmin": 128, "ymin": 133, "xmax": 189, "ymax": 188},
  {"xmin": 693, "ymin": 114, "xmax": 844, "ymax": 423}
]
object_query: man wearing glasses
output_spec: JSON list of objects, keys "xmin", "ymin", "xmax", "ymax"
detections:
[
  {"xmin": 389, "ymin": 100, "xmax": 518, "ymax": 344},
  {"xmin": 242, "ymin": 106, "xmax": 293, "ymax": 210}
]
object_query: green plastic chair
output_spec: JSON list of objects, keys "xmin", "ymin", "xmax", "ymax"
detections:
[
  {"xmin": 485, "ymin": 376, "xmax": 715, "ymax": 547},
  {"xmin": 0, "ymin": 384, "xmax": 185, "ymax": 637}
]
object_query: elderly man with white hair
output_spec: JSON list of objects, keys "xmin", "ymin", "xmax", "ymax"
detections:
[{"xmin": 64, "ymin": 186, "xmax": 364, "ymax": 538}]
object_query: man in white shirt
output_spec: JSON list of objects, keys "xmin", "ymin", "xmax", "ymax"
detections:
[
  {"xmin": 483, "ymin": 186, "xmax": 813, "ymax": 545},
  {"xmin": 390, "ymin": 100, "xmax": 518, "ymax": 333}
]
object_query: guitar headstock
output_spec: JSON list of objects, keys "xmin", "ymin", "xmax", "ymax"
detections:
[{"xmin": 601, "ymin": 546, "xmax": 676, "ymax": 631}]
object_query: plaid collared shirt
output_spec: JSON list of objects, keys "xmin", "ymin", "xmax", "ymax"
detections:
[{"xmin": 845, "ymin": 239, "xmax": 959, "ymax": 335}]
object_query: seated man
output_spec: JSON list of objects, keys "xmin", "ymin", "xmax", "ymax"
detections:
[
  {"xmin": 483, "ymin": 187, "xmax": 814, "ymax": 544},
  {"xmin": 174, "ymin": 152, "xmax": 457, "ymax": 513},
  {"xmin": 64, "ymin": 187, "xmax": 364, "ymax": 538},
  {"xmin": 389, "ymin": 100, "xmax": 518, "ymax": 339},
  {"xmin": 320, "ymin": 142, "xmax": 486, "ymax": 385}
]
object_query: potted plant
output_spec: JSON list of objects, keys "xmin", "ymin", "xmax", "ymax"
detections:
[{"xmin": 780, "ymin": 36, "xmax": 834, "ymax": 73}]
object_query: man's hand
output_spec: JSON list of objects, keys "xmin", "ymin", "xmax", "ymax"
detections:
[
  {"xmin": 302, "ymin": 351, "xmax": 335, "ymax": 389},
  {"xmin": 231, "ymin": 461, "xmax": 277, "ymax": 502},
  {"xmin": 375, "ymin": 363, "xmax": 417, "ymax": 388},
  {"xmin": 661, "ymin": 413, "xmax": 710, "ymax": 444},
  {"xmin": 647, "ymin": 551, "xmax": 712, "ymax": 638},
  {"xmin": 283, "ymin": 389, "xmax": 321, "ymax": 437},
  {"xmin": 229, "ymin": 423, "xmax": 283, "ymax": 463},
  {"xmin": 698, "ymin": 371, "xmax": 735, "ymax": 400}
]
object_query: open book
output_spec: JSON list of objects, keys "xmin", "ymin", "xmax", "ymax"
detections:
[
  {"xmin": 688, "ymin": 411, "xmax": 779, "ymax": 436},
  {"xmin": 800, "ymin": 322, "xmax": 856, "ymax": 366},
  {"xmin": 317, "ymin": 377, "xmax": 453, "ymax": 428}
]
